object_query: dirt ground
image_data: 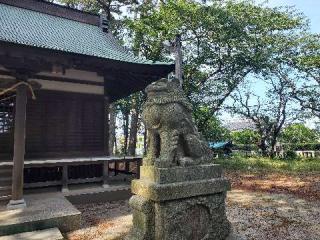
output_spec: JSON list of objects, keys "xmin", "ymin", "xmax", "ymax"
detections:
[
  {"xmin": 225, "ymin": 171, "xmax": 320, "ymax": 201},
  {"xmin": 66, "ymin": 172, "xmax": 320, "ymax": 240},
  {"xmin": 227, "ymin": 190, "xmax": 320, "ymax": 240}
]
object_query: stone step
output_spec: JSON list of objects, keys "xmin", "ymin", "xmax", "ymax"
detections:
[
  {"xmin": 0, "ymin": 228, "xmax": 64, "ymax": 240},
  {"xmin": 65, "ymin": 184, "xmax": 131, "ymax": 204},
  {"xmin": 0, "ymin": 193, "xmax": 81, "ymax": 236}
]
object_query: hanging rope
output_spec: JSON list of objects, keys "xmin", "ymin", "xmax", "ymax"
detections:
[{"xmin": 0, "ymin": 81, "xmax": 36, "ymax": 100}]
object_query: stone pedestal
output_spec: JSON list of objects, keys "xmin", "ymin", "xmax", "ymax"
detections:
[{"xmin": 127, "ymin": 164, "xmax": 231, "ymax": 240}]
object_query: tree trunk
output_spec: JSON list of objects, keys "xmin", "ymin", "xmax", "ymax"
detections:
[
  {"xmin": 122, "ymin": 111, "xmax": 129, "ymax": 154},
  {"xmin": 269, "ymin": 136, "xmax": 278, "ymax": 158},
  {"xmin": 128, "ymin": 98, "xmax": 139, "ymax": 156},
  {"xmin": 258, "ymin": 137, "xmax": 268, "ymax": 157},
  {"xmin": 108, "ymin": 103, "xmax": 116, "ymax": 155}
]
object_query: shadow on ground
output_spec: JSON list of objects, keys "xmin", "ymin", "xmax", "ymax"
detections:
[{"xmin": 66, "ymin": 190, "xmax": 320, "ymax": 240}]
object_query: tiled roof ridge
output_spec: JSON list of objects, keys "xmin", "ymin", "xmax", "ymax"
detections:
[
  {"xmin": 0, "ymin": 0, "xmax": 100, "ymax": 26},
  {"xmin": 0, "ymin": 3, "xmax": 172, "ymax": 65}
]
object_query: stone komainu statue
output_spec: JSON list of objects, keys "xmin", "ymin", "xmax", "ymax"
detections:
[{"xmin": 142, "ymin": 78, "xmax": 213, "ymax": 168}]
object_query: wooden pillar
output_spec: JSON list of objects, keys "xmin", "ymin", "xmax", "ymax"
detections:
[
  {"xmin": 115, "ymin": 161, "xmax": 119, "ymax": 176},
  {"xmin": 62, "ymin": 165, "xmax": 69, "ymax": 193},
  {"xmin": 7, "ymin": 84, "xmax": 28, "ymax": 209},
  {"xmin": 104, "ymin": 96, "xmax": 110, "ymax": 155},
  {"xmin": 125, "ymin": 160, "xmax": 130, "ymax": 174},
  {"xmin": 136, "ymin": 158, "xmax": 142, "ymax": 179},
  {"xmin": 102, "ymin": 161, "xmax": 110, "ymax": 188}
]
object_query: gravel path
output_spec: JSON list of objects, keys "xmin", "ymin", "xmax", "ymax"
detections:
[
  {"xmin": 227, "ymin": 190, "xmax": 320, "ymax": 240},
  {"xmin": 66, "ymin": 190, "xmax": 320, "ymax": 240}
]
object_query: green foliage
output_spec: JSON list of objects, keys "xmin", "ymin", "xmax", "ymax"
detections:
[
  {"xmin": 126, "ymin": 0, "xmax": 312, "ymax": 112},
  {"xmin": 53, "ymin": 0, "xmax": 138, "ymax": 36},
  {"xmin": 281, "ymin": 123, "xmax": 319, "ymax": 145},
  {"xmin": 232, "ymin": 144, "xmax": 259, "ymax": 152},
  {"xmin": 281, "ymin": 124, "xmax": 320, "ymax": 153},
  {"xmin": 231, "ymin": 129, "xmax": 260, "ymax": 145},
  {"xmin": 229, "ymin": 69, "xmax": 298, "ymax": 157},
  {"xmin": 215, "ymin": 154, "xmax": 320, "ymax": 173},
  {"xmin": 53, "ymin": 0, "xmax": 136, "ymax": 15},
  {"xmin": 289, "ymin": 143, "xmax": 320, "ymax": 151},
  {"xmin": 285, "ymin": 150, "xmax": 298, "ymax": 160},
  {"xmin": 54, "ymin": 0, "xmax": 101, "ymax": 13},
  {"xmin": 192, "ymin": 106, "xmax": 230, "ymax": 141}
]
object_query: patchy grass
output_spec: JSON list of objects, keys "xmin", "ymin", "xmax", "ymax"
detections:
[{"xmin": 215, "ymin": 155, "xmax": 320, "ymax": 173}]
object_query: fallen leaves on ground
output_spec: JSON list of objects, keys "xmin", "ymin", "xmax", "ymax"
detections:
[
  {"xmin": 66, "ymin": 171, "xmax": 320, "ymax": 240},
  {"xmin": 66, "ymin": 200, "xmax": 132, "ymax": 240},
  {"xmin": 225, "ymin": 171, "xmax": 320, "ymax": 201}
]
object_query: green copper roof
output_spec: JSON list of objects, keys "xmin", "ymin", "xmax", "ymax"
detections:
[{"xmin": 0, "ymin": 3, "xmax": 169, "ymax": 65}]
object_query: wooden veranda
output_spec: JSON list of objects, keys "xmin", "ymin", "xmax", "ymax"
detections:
[
  {"xmin": 0, "ymin": 156, "xmax": 142, "ymax": 192},
  {"xmin": 0, "ymin": 0, "xmax": 173, "ymax": 208}
]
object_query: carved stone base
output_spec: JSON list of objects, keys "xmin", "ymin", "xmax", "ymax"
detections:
[{"xmin": 127, "ymin": 164, "xmax": 231, "ymax": 240}]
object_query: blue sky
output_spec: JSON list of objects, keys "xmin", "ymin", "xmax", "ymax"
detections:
[
  {"xmin": 263, "ymin": 0, "xmax": 320, "ymax": 33},
  {"xmin": 222, "ymin": 0, "xmax": 319, "ymax": 127}
]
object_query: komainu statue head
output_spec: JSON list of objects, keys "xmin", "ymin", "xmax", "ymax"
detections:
[{"xmin": 142, "ymin": 78, "xmax": 213, "ymax": 168}]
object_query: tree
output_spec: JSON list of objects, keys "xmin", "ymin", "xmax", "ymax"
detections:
[
  {"xmin": 289, "ymin": 34, "xmax": 320, "ymax": 118},
  {"xmin": 231, "ymin": 129, "xmax": 260, "ymax": 145},
  {"xmin": 54, "ymin": 0, "xmax": 136, "ymax": 19},
  {"xmin": 117, "ymin": 97, "xmax": 132, "ymax": 154},
  {"xmin": 54, "ymin": 0, "xmax": 319, "ymax": 154},
  {"xmin": 193, "ymin": 106, "xmax": 230, "ymax": 142},
  {"xmin": 281, "ymin": 123, "xmax": 319, "ymax": 145},
  {"xmin": 108, "ymin": 103, "xmax": 117, "ymax": 154},
  {"xmin": 290, "ymin": 73, "xmax": 320, "ymax": 119},
  {"xmin": 229, "ymin": 69, "xmax": 299, "ymax": 157},
  {"xmin": 53, "ymin": 0, "xmax": 140, "ymax": 37},
  {"xmin": 126, "ymin": 0, "xmax": 312, "ymax": 114},
  {"xmin": 127, "ymin": 92, "xmax": 144, "ymax": 155}
]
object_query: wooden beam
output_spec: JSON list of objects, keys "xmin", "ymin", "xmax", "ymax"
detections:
[
  {"xmin": 0, "ymin": 70, "xmax": 41, "ymax": 91},
  {"xmin": 0, "ymin": 42, "xmax": 174, "ymax": 100},
  {"xmin": 7, "ymin": 84, "xmax": 28, "ymax": 209},
  {"xmin": 28, "ymin": 80, "xmax": 42, "ymax": 90},
  {"xmin": 32, "ymin": 75, "xmax": 104, "ymax": 86},
  {"xmin": 102, "ymin": 161, "xmax": 110, "ymax": 188},
  {"xmin": 0, "ymin": 79, "xmax": 18, "ymax": 89}
]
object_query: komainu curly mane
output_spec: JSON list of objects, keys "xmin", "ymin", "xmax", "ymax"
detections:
[{"xmin": 142, "ymin": 78, "xmax": 213, "ymax": 167}]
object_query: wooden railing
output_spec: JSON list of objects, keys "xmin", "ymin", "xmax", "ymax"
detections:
[
  {"xmin": 1, "ymin": 156, "xmax": 142, "ymax": 192},
  {"xmin": 295, "ymin": 151, "xmax": 320, "ymax": 158}
]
